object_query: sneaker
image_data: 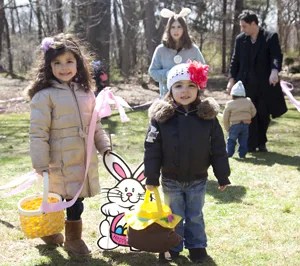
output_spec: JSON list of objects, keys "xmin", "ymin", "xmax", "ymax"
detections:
[
  {"xmin": 189, "ymin": 248, "xmax": 208, "ymax": 263},
  {"xmin": 258, "ymin": 144, "xmax": 268, "ymax": 152},
  {"xmin": 158, "ymin": 252, "xmax": 171, "ymax": 263},
  {"xmin": 158, "ymin": 251, "xmax": 180, "ymax": 263}
]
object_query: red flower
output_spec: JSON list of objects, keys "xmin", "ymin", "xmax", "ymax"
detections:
[{"xmin": 187, "ymin": 60, "xmax": 209, "ymax": 89}]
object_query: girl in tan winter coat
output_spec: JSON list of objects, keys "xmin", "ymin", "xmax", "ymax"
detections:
[{"xmin": 27, "ymin": 33, "xmax": 111, "ymax": 255}]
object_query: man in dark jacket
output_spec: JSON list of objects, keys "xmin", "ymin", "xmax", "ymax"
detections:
[{"xmin": 227, "ymin": 10, "xmax": 287, "ymax": 152}]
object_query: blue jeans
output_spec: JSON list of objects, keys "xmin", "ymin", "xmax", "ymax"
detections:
[
  {"xmin": 226, "ymin": 123, "xmax": 249, "ymax": 158},
  {"xmin": 162, "ymin": 178, "xmax": 207, "ymax": 252}
]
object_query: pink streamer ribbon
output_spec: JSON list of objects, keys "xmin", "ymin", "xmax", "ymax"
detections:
[
  {"xmin": 280, "ymin": 80, "xmax": 300, "ymax": 112},
  {"xmin": 0, "ymin": 171, "xmax": 37, "ymax": 198},
  {"xmin": 1, "ymin": 88, "xmax": 131, "ymax": 213}
]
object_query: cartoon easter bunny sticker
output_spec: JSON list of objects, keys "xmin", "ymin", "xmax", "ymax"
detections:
[{"xmin": 98, "ymin": 151, "xmax": 146, "ymax": 250}]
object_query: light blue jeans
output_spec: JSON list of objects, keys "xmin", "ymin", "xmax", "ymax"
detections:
[
  {"xmin": 226, "ymin": 122, "xmax": 249, "ymax": 158},
  {"xmin": 162, "ymin": 178, "xmax": 207, "ymax": 252}
]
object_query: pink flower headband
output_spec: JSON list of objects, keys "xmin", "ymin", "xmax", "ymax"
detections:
[
  {"xmin": 160, "ymin": 7, "xmax": 191, "ymax": 20},
  {"xmin": 40, "ymin": 37, "xmax": 54, "ymax": 53},
  {"xmin": 40, "ymin": 37, "xmax": 67, "ymax": 53}
]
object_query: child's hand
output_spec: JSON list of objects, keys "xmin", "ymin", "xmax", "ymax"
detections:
[
  {"xmin": 146, "ymin": 185, "xmax": 156, "ymax": 191},
  {"xmin": 218, "ymin": 185, "xmax": 228, "ymax": 191}
]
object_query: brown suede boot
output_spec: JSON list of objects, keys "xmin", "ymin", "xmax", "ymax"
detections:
[
  {"xmin": 64, "ymin": 219, "xmax": 91, "ymax": 255},
  {"xmin": 41, "ymin": 233, "xmax": 64, "ymax": 245}
]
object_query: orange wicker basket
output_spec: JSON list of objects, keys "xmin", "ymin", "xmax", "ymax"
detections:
[{"xmin": 17, "ymin": 172, "xmax": 65, "ymax": 238}]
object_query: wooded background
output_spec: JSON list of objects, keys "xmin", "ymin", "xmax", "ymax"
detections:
[{"xmin": 0, "ymin": 0, "xmax": 299, "ymax": 80}]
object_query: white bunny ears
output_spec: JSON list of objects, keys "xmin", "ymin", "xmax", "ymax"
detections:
[{"xmin": 160, "ymin": 7, "xmax": 191, "ymax": 20}]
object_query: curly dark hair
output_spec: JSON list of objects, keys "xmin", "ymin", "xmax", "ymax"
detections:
[
  {"xmin": 28, "ymin": 33, "xmax": 93, "ymax": 99},
  {"xmin": 162, "ymin": 16, "xmax": 193, "ymax": 50}
]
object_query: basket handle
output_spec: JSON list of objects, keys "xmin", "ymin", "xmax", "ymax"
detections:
[
  {"xmin": 143, "ymin": 188, "xmax": 163, "ymax": 214},
  {"xmin": 42, "ymin": 171, "xmax": 49, "ymax": 204}
]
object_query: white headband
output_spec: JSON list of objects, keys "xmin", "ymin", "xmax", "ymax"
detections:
[{"xmin": 160, "ymin": 7, "xmax": 191, "ymax": 20}]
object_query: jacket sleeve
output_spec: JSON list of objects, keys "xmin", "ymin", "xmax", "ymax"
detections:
[
  {"xmin": 250, "ymin": 101, "xmax": 257, "ymax": 118},
  {"xmin": 210, "ymin": 118, "xmax": 231, "ymax": 186},
  {"xmin": 148, "ymin": 46, "xmax": 169, "ymax": 83},
  {"xmin": 193, "ymin": 45, "xmax": 206, "ymax": 64},
  {"xmin": 29, "ymin": 91, "xmax": 52, "ymax": 173},
  {"xmin": 269, "ymin": 32, "xmax": 282, "ymax": 71},
  {"xmin": 94, "ymin": 120, "xmax": 111, "ymax": 155},
  {"xmin": 229, "ymin": 36, "xmax": 241, "ymax": 80},
  {"xmin": 144, "ymin": 119, "xmax": 162, "ymax": 186},
  {"xmin": 222, "ymin": 104, "xmax": 231, "ymax": 132}
]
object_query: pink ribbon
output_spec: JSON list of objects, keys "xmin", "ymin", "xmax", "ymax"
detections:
[
  {"xmin": 280, "ymin": 80, "xmax": 300, "ymax": 112},
  {"xmin": 1, "ymin": 88, "xmax": 131, "ymax": 213},
  {"xmin": 0, "ymin": 171, "xmax": 37, "ymax": 197}
]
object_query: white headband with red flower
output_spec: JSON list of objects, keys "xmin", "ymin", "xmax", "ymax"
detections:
[{"xmin": 167, "ymin": 61, "xmax": 209, "ymax": 90}]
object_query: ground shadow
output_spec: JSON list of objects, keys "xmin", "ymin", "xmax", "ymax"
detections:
[
  {"xmin": 0, "ymin": 219, "xmax": 16, "ymax": 229},
  {"xmin": 35, "ymin": 244, "xmax": 111, "ymax": 265},
  {"xmin": 239, "ymin": 151, "xmax": 300, "ymax": 170},
  {"xmin": 102, "ymin": 250, "xmax": 217, "ymax": 266},
  {"xmin": 102, "ymin": 250, "xmax": 157, "ymax": 265},
  {"xmin": 206, "ymin": 180, "xmax": 246, "ymax": 204}
]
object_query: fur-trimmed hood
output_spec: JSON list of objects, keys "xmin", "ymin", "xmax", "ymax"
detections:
[{"xmin": 148, "ymin": 97, "xmax": 220, "ymax": 123}]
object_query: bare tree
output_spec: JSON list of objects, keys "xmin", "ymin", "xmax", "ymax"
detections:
[
  {"xmin": 87, "ymin": 0, "xmax": 111, "ymax": 65},
  {"xmin": 230, "ymin": 0, "xmax": 244, "ymax": 60},
  {"xmin": 0, "ymin": 0, "xmax": 4, "ymax": 59},
  {"xmin": 9, "ymin": 1, "xmax": 15, "ymax": 34},
  {"xmin": 141, "ymin": 0, "xmax": 157, "ymax": 64},
  {"xmin": 120, "ymin": 0, "xmax": 140, "ymax": 77},
  {"xmin": 28, "ymin": 0, "xmax": 43, "ymax": 42},
  {"xmin": 4, "ymin": 15, "xmax": 13, "ymax": 74},
  {"xmin": 112, "ymin": 0, "xmax": 122, "ymax": 67},
  {"xmin": 222, "ymin": 0, "xmax": 227, "ymax": 73},
  {"xmin": 56, "ymin": 0, "xmax": 64, "ymax": 33}
]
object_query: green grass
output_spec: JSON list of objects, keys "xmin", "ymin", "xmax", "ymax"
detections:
[{"xmin": 0, "ymin": 103, "xmax": 300, "ymax": 265}]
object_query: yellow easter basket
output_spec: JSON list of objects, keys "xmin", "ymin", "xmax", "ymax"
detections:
[
  {"xmin": 125, "ymin": 188, "xmax": 182, "ymax": 252},
  {"xmin": 18, "ymin": 172, "xmax": 65, "ymax": 238}
]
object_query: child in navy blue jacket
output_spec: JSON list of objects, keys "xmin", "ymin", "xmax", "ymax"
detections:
[{"xmin": 144, "ymin": 61, "xmax": 231, "ymax": 263}]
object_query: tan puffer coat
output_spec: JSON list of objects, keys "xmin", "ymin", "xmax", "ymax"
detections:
[{"xmin": 29, "ymin": 81, "xmax": 111, "ymax": 199}]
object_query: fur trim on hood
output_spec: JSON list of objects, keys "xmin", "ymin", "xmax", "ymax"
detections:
[{"xmin": 149, "ymin": 97, "xmax": 220, "ymax": 123}]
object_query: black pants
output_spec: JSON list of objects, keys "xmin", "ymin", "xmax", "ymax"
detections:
[
  {"xmin": 66, "ymin": 198, "xmax": 84, "ymax": 221},
  {"xmin": 248, "ymin": 95, "xmax": 270, "ymax": 149}
]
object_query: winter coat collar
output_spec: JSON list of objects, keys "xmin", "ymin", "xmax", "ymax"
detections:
[
  {"xmin": 148, "ymin": 97, "xmax": 220, "ymax": 123},
  {"xmin": 50, "ymin": 79, "xmax": 80, "ymax": 91}
]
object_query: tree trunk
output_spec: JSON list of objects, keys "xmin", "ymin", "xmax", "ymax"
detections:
[
  {"xmin": 4, "ymin": 15, "xmax": 13, "ymax": 74},
  {"xmin": 113, "ymin": 0, "xmax": 122, "ymax": 67},
  {"xmin": 222, "ymin": 0, "xmax": 227, "ymax": 73},
  {"xmin": 10, "ymin": 3, "xmax": 15, "ymax": 34},
  {"xmin": 0, "ymin": 0, "xmax": 4, "ymax": 59},
  {"xmin": 87, "ymin": 0, "xmax": 111, "ymax": 67},
  {"xmin": 120, "ymin": 0, "xmax": 139, "ymax": 77},
  {"xmin": 36, "ymin": 0, "xmax": 43, "ymax": 41},
  {"xmin": 29, "ymin": 0, "xmax": 43, "ymax": 41},
  {"xmin": 260, "ymin": 0, "xmax": 270, "ymax": 28},
  {"xmin": 56, "ymin": 0, "xmax": 64, "ymax": 33},
  {"xmin": 230, "ymin": 0, "xmax": 244, "ymax": 59},
  {"xmin": 142, "ymin": 0, "xmax": 157, "ymax": 64},
  {"xmin": 70, "ymin": 0, "xmax": 89, "ymax": 39}
]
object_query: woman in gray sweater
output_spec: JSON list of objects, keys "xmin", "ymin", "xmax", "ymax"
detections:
[{"xmin": 148, "ymin": 8, "xmax": 205, "ymax": 98}]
